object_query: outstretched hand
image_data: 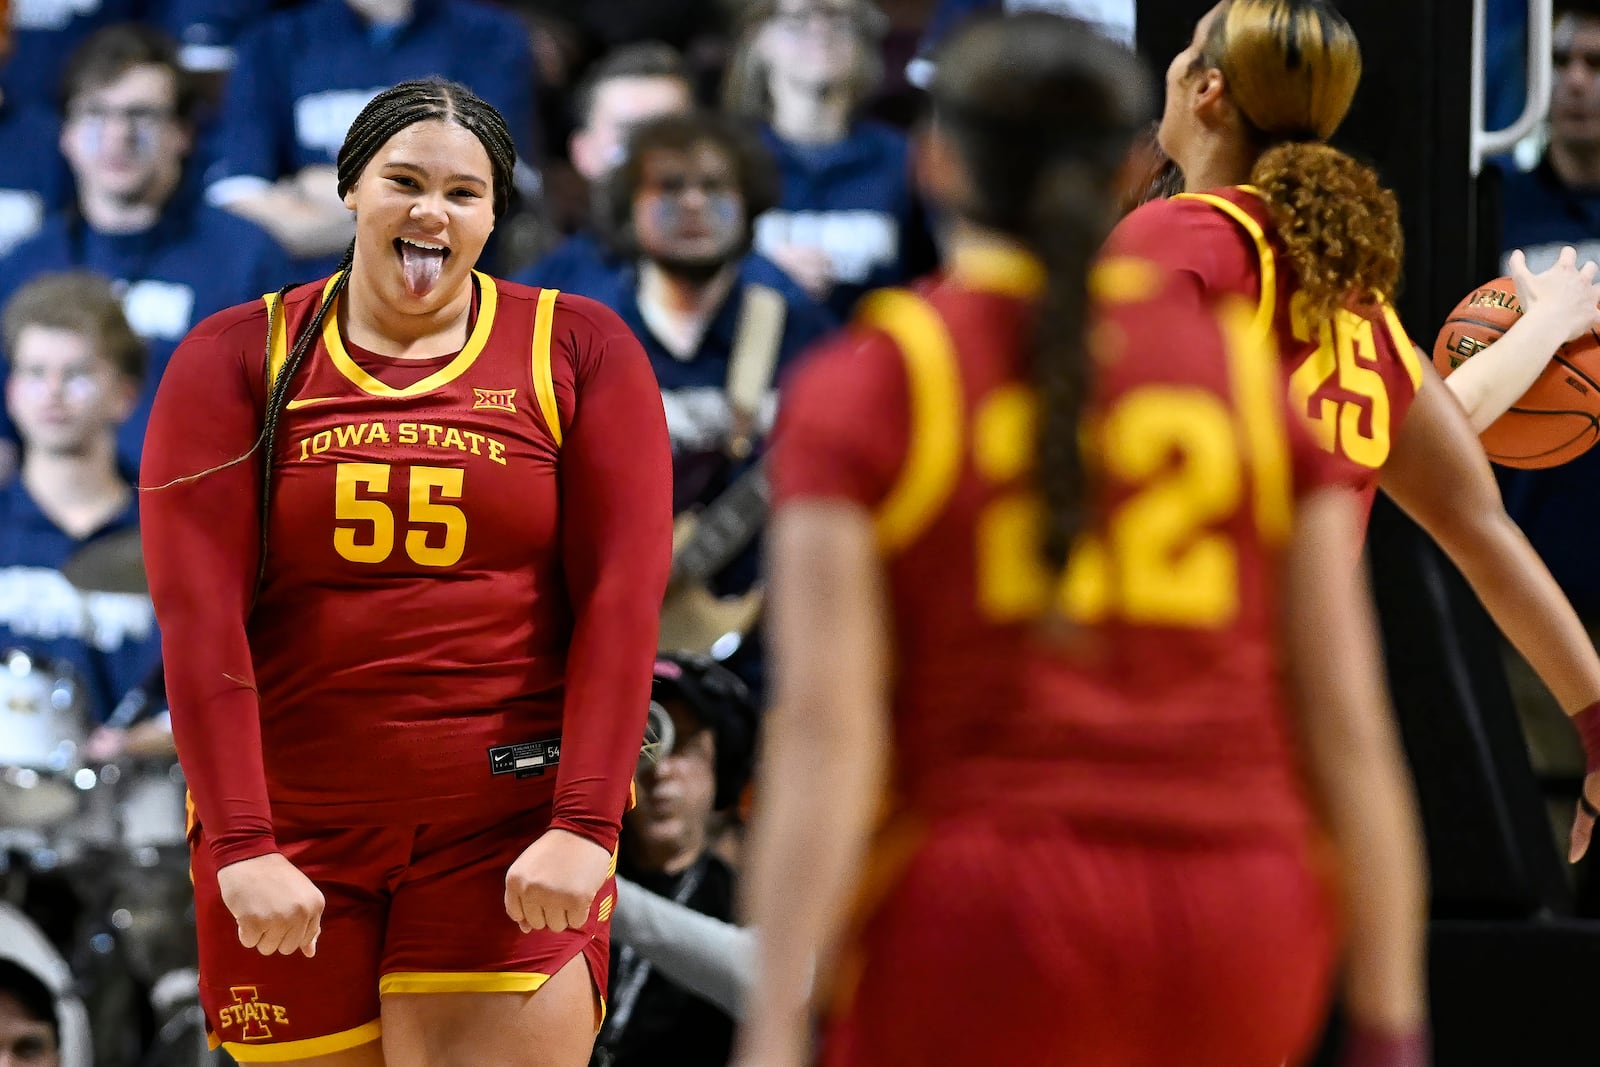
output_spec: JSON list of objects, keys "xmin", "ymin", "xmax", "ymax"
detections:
[{"xmin": 1509, "ymin": 245, "xmax": 1600, "ymax": 344}]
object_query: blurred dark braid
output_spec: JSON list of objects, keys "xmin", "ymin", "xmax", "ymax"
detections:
[
  {"xmin": 255, "ymin": 78, "xmax": 518, "ymax": 591},
  {"xmin": 931, "ymin": 15, "xmax": 1151, "ymax": 573}
]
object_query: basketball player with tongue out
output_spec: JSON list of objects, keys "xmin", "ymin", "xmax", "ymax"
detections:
[
  {"xmin": 1108, "ymin": 0, "xmax": 1600, "ymax": 858},
  {"xmin": 139, "ymin": 77, "xmax": 673, "ymax": 1066}
]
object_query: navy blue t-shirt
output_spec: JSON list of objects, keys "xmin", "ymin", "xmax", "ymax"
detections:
[
  {"xmin": 0, "ymin": 480, "xmax": 162, "ymax": 725},
  {"xmin": 753, "ymin": 121, "xmax": 927, "ymax": 318},
  {"xmin": 1496, "ymin": 155, "xmax": 1600, "ymax": 616},
  {"xmin": 0, "ymin": 103, "xmax": 71, "ymax": 258},
  {"xmin": 2, "ymin": 0, "xmax": 145, "ymax": 114},
  {"xmin": 0, "ymin": 201, "xmax": 294, "ymax": 472},
  {"xmin": 1497, "ymin": 156, "xmax": 1600, "ymax": 271},
  {"xmin": 515, "ymin": 231, "xmax": 833, "ymax": 325},
  {"xmin": 205, "ymin": 0, "xmax": 539, "ymax": 241}
]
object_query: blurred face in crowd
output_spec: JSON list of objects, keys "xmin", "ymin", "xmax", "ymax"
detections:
[
  {"xmin": 627, "ymin": 699, "xmax": 717, "ymax": 873},
  {"xmin": 632, "ymin": 142, "xmax": 747, "ymax": 278},
  {"xmin": 6, "ymin": 326, "xmax": 136, "ymax": 458},
  {"xmin": 571, "ymin": 75, "xmax": 693, "ymax": 182},
  {"xmin": 60, "ymin": 64, "xmax": 190, "ymax": 211},
  {"xmin": 1553, "ymin": 14, "xmax": 1600, "ymax": 151},
  {"xmin": 758, "ymin": 0, "xmax": 867, "ymax": 90},
  {"xmin": 343, "ymin": 118, "xmax": 497, "ymax": 308},
  {"xmin": 0, "ymin": 990, "xmax": 58, "ymax": 1067}
]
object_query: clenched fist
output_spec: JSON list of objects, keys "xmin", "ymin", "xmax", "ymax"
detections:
[
  {"xmin": 504, "ymin": 828, "xmax": 611, "ymax": 934},
  {"xmin": 216, "ymin": 853, "xmax": 325, "ymax": 957}
]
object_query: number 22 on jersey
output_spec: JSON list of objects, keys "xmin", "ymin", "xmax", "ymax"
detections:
[
  {"xmin": 334, "ymin": 462, "xmax": 467, "ymax": 568},
  {"xmin": 976, "ymin": 387, "xmax": 1243, "ymax": 628},
  {"xmin": 974, "ymin": 306, "xmax": 1291, "ymax": 630}
]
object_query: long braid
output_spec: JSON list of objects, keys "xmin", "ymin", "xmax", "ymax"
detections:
[
  {"xmin": 254, "ymin": 243, "xmax": 354, "ymax": 592},
  {"xmin": 931, "ymin": 15, "xmax": 1150, "ymax": 576}
]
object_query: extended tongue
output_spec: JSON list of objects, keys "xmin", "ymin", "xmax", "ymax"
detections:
[{"xmin": 400, "ymin": 243, "xmax": 446, "ymax": 297}]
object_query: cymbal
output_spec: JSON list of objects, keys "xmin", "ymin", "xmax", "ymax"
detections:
[{"xmin": 61, "ymin": 528, "xmax": 148, "ymax": 596}]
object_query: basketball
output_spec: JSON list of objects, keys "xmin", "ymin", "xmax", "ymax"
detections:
[{"xmin": 1432, "ymin": 276, "xmax": 1600, "ymax": 469}]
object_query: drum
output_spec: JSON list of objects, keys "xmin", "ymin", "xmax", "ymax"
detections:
[
  {"xmin": 116, "ymin": 760, "xmax": 189, "ymax": 858},
  {"xmin": 0, "ymin": 649, "xmax": 92, "ymax": 828}
]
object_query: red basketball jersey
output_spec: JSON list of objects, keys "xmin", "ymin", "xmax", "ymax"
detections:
[
  {"xmin": 1108, "ymin": 185, "xmax": 1424, "ymax": 521},
  {"xmin": 143, "ymin": 273, "xmax": 672, "ymax": 864},
  {"xmin": 771, "ymin": 247, "xmax": 1347, "ymax": 839}
]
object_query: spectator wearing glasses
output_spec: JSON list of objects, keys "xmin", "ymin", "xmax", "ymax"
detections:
[
  {"xmin": 516, "ymin": 44, "xmax": 817, "ymax": 315},
  {"xmin": 724, "ymin": 0, "xmax": 935, "ymax": 317},
  {"xmin": 0, "ymin": 24, "xmax": 291, "ymax": 476}
]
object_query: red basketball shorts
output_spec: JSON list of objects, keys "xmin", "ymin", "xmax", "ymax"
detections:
[
  {"xmin": 190, "ymin": 805, "xmax": 615, "ymax": 1063},
  {"xmin": 821, "ymin": 817, "xmax": 1338, "ymax": 1067}
]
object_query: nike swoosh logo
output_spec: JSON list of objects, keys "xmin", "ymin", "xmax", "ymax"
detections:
[{"xmin": 284, "ymin": 396, "xmax": 343, "ymax": 410}]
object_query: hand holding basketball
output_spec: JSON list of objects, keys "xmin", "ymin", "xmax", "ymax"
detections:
[
  {"xmin": 217, "ymin": 852, "xmax": 324, "ymax": 957},
  {"xmin": 1508, "ymin": 246, "xmax": 1600, "ymax": 344},
  {"xmin": 1434, "ymin": 256, "xmax": 1600, "ymax": 468},
  {"xmin": 504, "ymin": 827, "xmax": 610, "ymax": 934}
]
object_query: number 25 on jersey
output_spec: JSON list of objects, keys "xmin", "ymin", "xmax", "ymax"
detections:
[
  {"xmin": 1285, "ymin": 291, "xmax": 1391, "ymax": 469},
  {"xmin": 334, "ymin": 462, "xmax": 467, "ymax": 568}
]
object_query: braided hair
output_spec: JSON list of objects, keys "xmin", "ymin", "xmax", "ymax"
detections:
[
  {"xmin": 931, "ymin": 15, "xmax": 1151, "ymax": 573},
  {"xmin": 253, "ymin": 78, "xmax": 518, "ymax": 587}
]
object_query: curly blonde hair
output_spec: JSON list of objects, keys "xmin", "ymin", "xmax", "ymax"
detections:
[
  {"xmin": 1252, "ymin": 143, "xmax": 1402, "ymax": 316},
  {"xmin": 1204, "ymin": 0, "xmax": 1401, "ymax": 313}
]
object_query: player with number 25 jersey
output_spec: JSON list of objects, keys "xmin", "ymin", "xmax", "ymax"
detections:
[{"xmin": 1109, "ymin": 184, "xmax": 1423, "ymax": 523}]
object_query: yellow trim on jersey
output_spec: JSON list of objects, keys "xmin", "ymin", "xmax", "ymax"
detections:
[
  {"xmin": 379, "ymin": 971, "xmax": 551, "ymax": 996},
  {"xmin": 1174, "ymin": 191, "xmax": 1278, "ymax": 342},
  {"xmin": 263, "ymin": 291, "xmax": 289, "ymax": 393},
  {"xmin": 1377, "ymin": 295, "xmax": 1424, "ymax": 391},
  {"xmin": 322, "ymin": 270, "xmax": 498, "ymax": 398},
  {"xmin": 1219, "ymin": 296, "xmax": 1294, "ymax": 544},
  {"xmin": 856, "ymin": 289, "xmax": 965, "ymax": 554},
  {"xmin": 1090, "ymin": 257, "xmax": 1163, "ymax": 305},
  {"xmin": 531, "ymin": 287, "xmax": 564, "ymax": 447},
  {"xmin": 948, "ymin": 244, "xmax": 1045, "ymax": 298},
  {"xmin": 213, "ymin": 1019, "xmax": 381, "ymax": 1062}
]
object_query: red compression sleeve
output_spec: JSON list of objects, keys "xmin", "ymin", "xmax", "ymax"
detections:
[
  {"xmin": 1576, "ymin": 700, "xmax": 1600, "ymax": 775},
  {"xmin": 140, "ymin": 311, "xmax": 275, "ymax": 867},
  {"xmin": 549, "ymin": 298, "xmax": 674, "ymax": 853}
]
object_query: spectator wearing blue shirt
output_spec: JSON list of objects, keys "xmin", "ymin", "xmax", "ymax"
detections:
[
  {"xmin": 203, "ymin": 0, "xmax": 541, "ymax": 270},
  {"xmin": 155, "ymin": 0, "xmax": 275, "ymax": 74},
  {"xmin": 1499, "ymin": 1, "xmax": 1600, "ymax": 272},
  {"xmin": 518, "ymin": 42, "xmax": 697, "ymax": 297},
  {"xmin": 515, "ymin": 43, "xmax": 825, "ymax": 320},
  {"xmin": 0, "ymin": 24, "xmax": 294, "ymax": 476},
  {"xmin": 1497, "ymin": 0, "xmax": 1600, "ymax": 778},
  {"xmin": 0, "ymin": 15, "xmax": 73, "ymax": 260},
  {"xmin": 0, "ymin": 272, "xmax": 166, "ymax": 759},
  {"xmin": 1, "ymin": 0, "xmax": 142, "ymax": 114},
  {"xmin": 605, "ymin": 113, "xmax": 833, "ymax": 517},
  {"xmin": 724, "ymin": 0, "xmax": 935, "ymax": 318},
  {"xmin": 609, "ymin": 114, "xmax": 831, "ymax": 690}
]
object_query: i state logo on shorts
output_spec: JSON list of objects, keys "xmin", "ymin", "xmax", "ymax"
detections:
[{"xmin": 220, "ymin": 986, "xmax": 291, "ymax": 1041}]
